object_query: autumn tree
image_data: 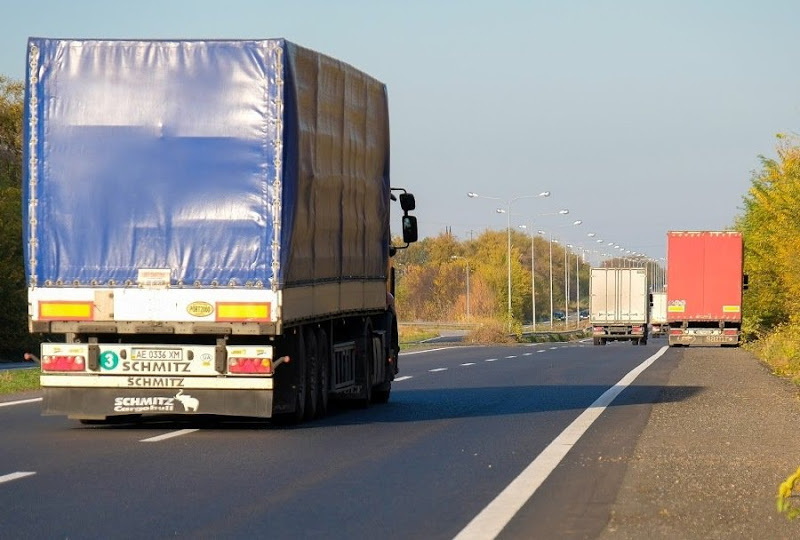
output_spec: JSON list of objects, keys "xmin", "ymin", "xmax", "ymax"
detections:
[
  {"xmin": 737, "ymin": 135, "xmax": 800, "ymax": 335},
  {"xmin": 0, "ymin": 76, "xmax": 33, "ymax": 356}
]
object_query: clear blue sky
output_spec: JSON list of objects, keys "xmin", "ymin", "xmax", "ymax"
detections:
[{"xmin": 2, "ymin": 0, "xmax": 798, "ymax": 262}]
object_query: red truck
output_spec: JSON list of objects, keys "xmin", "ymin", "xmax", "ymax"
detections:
[{"xmin": 666, "ymin": 231, "xmax": 746, "ymax": 346}]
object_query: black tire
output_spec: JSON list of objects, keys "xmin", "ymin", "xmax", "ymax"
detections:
[
  {"xmin": 593, "ymin": 337, "xmax": 601, "ymax": 346},
  {"xmin": 356, "ymin": 321, "xmax": 373, "ymax": 408},
  {"xmin": 372, "ymin": 381, "xmax": 391, "ymax": 404},
  {"xmin": 315, "ymin": 327, "xmax": 330, "ymax": 418},
  {"xmin": 274, "ymin": 329, "xmax": 306, "ymax": 425},
  {"xmin": 599, "ymin": 338, "xmax": 607, "ymax": 346},
  {"xmin": 303, "ymin": 327, "xmax": 319, "ymax": 421}
]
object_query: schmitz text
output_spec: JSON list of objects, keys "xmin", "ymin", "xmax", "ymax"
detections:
[{"xmin": 121, "ymin": 361, "xmax": 191, "ymax": 373}]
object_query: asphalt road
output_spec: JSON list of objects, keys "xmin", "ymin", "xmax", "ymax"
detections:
[{"xmin": 1, "ymin": 338, "xmax": 676, "ymax": 538}]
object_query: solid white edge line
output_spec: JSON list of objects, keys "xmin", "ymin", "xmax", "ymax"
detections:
[
  {"xmin": 0, "ymin": 398, "xmax": 43, "ymax": 408},
  {"xmin": 454, "ymin": 345, "xmax": 669, "ymax": 540},
  {"xmin": 141, "ymin": 429, "xmax": 199, "ymax": 443},
  {"xmin": 0, "ymin": 472, "xmax": 36, "ymax": 484}
]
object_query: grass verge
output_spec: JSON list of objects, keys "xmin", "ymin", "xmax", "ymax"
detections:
[
  {"xmin": 0, "ymin": 367, "xmax": 41, "ymax": 396},
  {"xmin": 744, "ymin": 321, "xmax": 800, "ymax": 385}
]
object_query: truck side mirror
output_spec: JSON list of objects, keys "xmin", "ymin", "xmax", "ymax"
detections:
[
  {"xmin": 399, "ymin": 193, "xmax": 416, "ymax": 212},
  {"xmin": 402, "ymin": 215, "xmax": 418, "ymax": 243},
  {"xmin": 743, "ymin": 274, "xmax": 749, "ymax": 290}
]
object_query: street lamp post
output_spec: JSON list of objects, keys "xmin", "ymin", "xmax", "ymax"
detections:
[
  {"xmin": 539, "ymin": 220, "xmax": 582, "ymax": 329},
  {"xmin": 518, "ymin": 209, "xmax": 568, "ymax": 332},
  {"xmin": 564, "ymin": 242, "xmax": 569, "ymax": 327},
  {"xmin": 468, "ymin": 191, "xmax": 550, "ymax": 330}
]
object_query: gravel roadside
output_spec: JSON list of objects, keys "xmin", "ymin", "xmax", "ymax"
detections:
[{"xmin": 600, "ymin": 346, "xmax": 800, "ymax": 539}]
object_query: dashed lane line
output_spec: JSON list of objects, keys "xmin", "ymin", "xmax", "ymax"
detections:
[
  {"xmin": 429, "ymin": 368, "xmax": 448, "ymax": 373},
  {"xmin": 0, "ymin": 472, "xmax": 36, "ymax": 484},
  {"xmin": 460, "ymin": 363, "xmax": 476, "ymax": 366},
  {"xmin": 394, "ymin": 376, "xmax": 413, "ymax": 382},
  {"xmin": 141, "ymin": 429, "xmax": 199, "ymax": 443},
  {"xmin": 0, "ymin": 398, "xmax": 43, "ymax": 408},
  {"xmin": 485, "ymin": 358, "xmax": 498, "ymax": 362},
  {"xmin": 505, "ymin": 355, "xmax": 517, "ymax": 359}
]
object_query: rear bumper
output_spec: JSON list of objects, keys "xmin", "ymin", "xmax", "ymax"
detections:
[
  {"xmin": 42, "ymin": 387, "xmax": 273, "ymax": 418},
  {"xmin": 668, "ymin": 334, "xmax": 739, "ymax": 347},
  {"xmin": 592, "ymin": 324, "xmax": 647, "ymax": 341}
]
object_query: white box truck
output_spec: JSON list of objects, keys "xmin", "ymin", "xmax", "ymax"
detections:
[
  {"xmin": 590, "ymin": 267, "xmax": 649, "ymax": 346},
  {"xmin": 650, "ymin": 291, "xmax": 668, "ymax": 337}
]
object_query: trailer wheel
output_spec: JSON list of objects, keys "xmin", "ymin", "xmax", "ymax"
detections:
[
  {"xmin": 315, "ymin": 327, "xmax": 330, "ymax": 418},
  {"xmin": 303, "ymin": 327, "xmax": 319, "ymax": 421},
  {"xmin": 593, "ymin": 337, "xmax": 601, "ymax": 346},
  {"xmin": 372, "ymin": 381, "xmax": 391, "ymax": 404},
  {"xmin": 274, "ymin": 330, "xmax": 306, "ymax": 425},
  {"xmin": 356, "ymin": 321, "xmax": 373, "ymax": 408}
]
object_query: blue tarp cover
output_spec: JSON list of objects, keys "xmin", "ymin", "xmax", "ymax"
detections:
[{"xmin": 23, "ymin": 38, "xmax": 390, "ymax": 290}]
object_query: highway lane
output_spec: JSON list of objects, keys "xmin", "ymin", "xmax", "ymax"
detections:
[{"xmin": 0, "ymin": 338, "xmax": 676, "ymax": 539}]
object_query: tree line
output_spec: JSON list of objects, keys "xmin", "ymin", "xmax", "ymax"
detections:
[
  {"xmin": 736, "ymin": 134, "xmax": 800, "ymax": 367},
  {"xmin": 0, "ymin": 76, "xmax": 33, "ymax": 357}
]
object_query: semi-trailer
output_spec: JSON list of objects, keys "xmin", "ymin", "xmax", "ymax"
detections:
[
  {"xmin": 24, "ymin": 38, "xmax": 418, "ymax": 423},
  {"xmin": 666, "ymin": 231, "xmax": 745, "ymax": 347}
]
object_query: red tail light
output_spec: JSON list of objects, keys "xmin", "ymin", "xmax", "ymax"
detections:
[
  {"xmin": 41, "ymin": 355, "xmax": 86, "ymax": 372},
  {"xmin": 723, "ymin": 329, "xmax": 738, "ymax": 336},
  {"xmin": 632, "ymin": 326, "xmax": 644, "ymax": 335},
  {"xmin": 229, "ymin": 357, "xmax": 272, "ymax": 374},
  {"xmin": 592, "ymin": 327, "xmax": 605, "ymax": 334},
  {"xmin": 669, "ymin": 329, "xmax": 683, "ymax": 335}
]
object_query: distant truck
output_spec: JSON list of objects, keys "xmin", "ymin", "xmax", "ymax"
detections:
[
  {"xmin": 666, "ymin": 231, "xmax": 745, "ymax": 347},
  {"xmin": 649, "ymin": 291, "xmax": 668, "ymax": 337},
  {"xmin": 24, "ymin": 38, "xmax": 418, "ymax": 423},
  {"xmin": 590, "ymin": 267, "xmax": 649, "ymax": 345}
]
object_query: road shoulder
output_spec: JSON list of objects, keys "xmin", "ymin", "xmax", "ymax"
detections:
[{"xmin": 601, "ymin": 347, "xmax": 800, "ymax": 538}]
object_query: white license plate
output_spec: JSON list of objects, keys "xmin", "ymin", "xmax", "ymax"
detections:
[{"xmin": 131, "ymin": 348, "xmax": 183, "ymax": 361}]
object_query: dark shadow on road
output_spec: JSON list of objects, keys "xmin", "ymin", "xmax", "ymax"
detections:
[{"xmin": 71, "ymin": 383, "xmax": 704, "ymax": 431}]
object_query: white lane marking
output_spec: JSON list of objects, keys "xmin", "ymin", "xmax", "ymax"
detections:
[
  {"xmin": 429, "ymin": 368, "xmax": 448, "ymax": 373},
  {"xmin": 141, "ymin": 429, "xmax": 199, "ymax": 443},
  {"xmin": 461, "ymin": 363, "xmax": 476, "ymax": 367},
  {"xmin": 0, "ymin": 398, "xmax": 43, "ymax": 408},
  {"xmin": 394, "ymin": 376, "xmax": 413, "ymax": 382},
  {"xmin": 454, "ymin": 345, "xmax": 669, "ymax": 540},
  {"xmin": 485, "ymin": 358, "xmax": 498, "ymax": 362},
  {"xmin": 402, "ymin": 347, "xmax": 453, "ymax": 355},
  {"xmin": 523, "ymin": 353, "xmax": 533, "ymax": 357},
  {"xmin": 536, "ymin": 350, "xmax": 546, "ymax": 354},
  {"xmin": 0, "ymin": 472, "xmax": 36, "ymax": 484},
  {"xmin": 505, "ymin": 355, "xmax": 517, "ymax": 359},
  {"xmin": 549, "ymin": 347, "xmax": 558, "ymax": 350}
]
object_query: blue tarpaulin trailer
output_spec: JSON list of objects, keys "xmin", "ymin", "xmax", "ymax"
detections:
[{"xmin": 24, "ymin": 38, "xmax": 417, "ymax": 422}]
